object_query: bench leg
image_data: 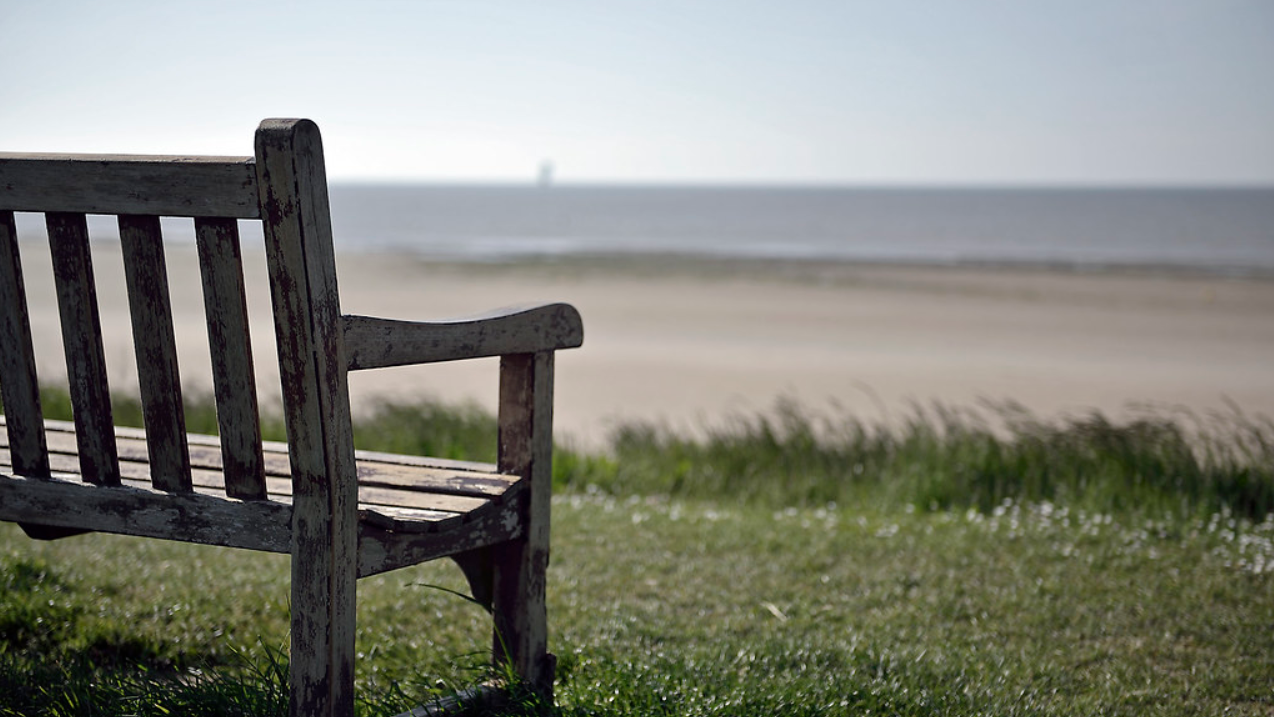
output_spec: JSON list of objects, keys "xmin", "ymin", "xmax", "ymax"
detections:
[
  {"xmin": 289, "ymin": 545, "xmax": 357, "ymax": 717},
  {"xmin": 452, "ymin": 548, "xmax": 494, "ymax": 610},
  {"xmin": 289, "ymin": 501, "xmax": 358, "ymax": 717},
  {"xmin": 490, "ymin": 529, "xmax": 554, "ymax": 699},
  {"xmin": 494, "ymin": 352, "xmax": 556, "ymax": 700}
]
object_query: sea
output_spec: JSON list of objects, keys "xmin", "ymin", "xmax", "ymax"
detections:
[
  {"xmin": 18, "ymin": 185, "xmax": 1274, "ymax": 276},
  {"xmin": 325, "ymin": 185, "xmax": 1274, "ymax": 275}
]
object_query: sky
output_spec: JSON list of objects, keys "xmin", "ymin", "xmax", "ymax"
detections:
[{"xmin": 3, "ymin": 0, "xmax": 1272, "ymax": 185}]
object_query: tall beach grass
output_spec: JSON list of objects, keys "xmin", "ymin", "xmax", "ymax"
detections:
[
  {"xmin": 16, "ymin": 387, "xmax": 1274, "ymax": 522},
  {"xmin": 346, "ymin": 393, "xmax": 1274, "ymax": 522},
  {"xmin": 568, "ymin": 397, "xmax": 1274, "ymax": 521}
]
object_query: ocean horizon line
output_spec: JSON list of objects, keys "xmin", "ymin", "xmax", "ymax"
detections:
[
  {"xmin": 10, "ymin": 184, "xmax": 1272, "ymax": 276},
  {"xmin": 327, "ymin": 179, "xmax": 1274, "ymax": 192}
]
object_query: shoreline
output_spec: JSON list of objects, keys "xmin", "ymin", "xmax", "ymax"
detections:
[
  {"xmin": 335, "ymin": 248, "xmax": 1274, "ymax": 283},
  {"xmin": 14, "ymin": 239, "xmax": 1274, "ymax": 447}
]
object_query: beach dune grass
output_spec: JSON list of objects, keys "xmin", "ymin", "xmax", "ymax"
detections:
[
  {"xmin": 0, "ymin": 389, "xmax": 1271, "ymax": 715},
  {"xmin": 571, "ymin": 397, "xmax": 1274, "ymax": 521},
  {"xmin": 29, "ymin": 387, "xmax": 1271, "ymax": 520}
]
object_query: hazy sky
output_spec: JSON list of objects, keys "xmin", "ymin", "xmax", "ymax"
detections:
[{"xmin": 4, "ymin": 0, "xmax": 1272, "ymax": 185}]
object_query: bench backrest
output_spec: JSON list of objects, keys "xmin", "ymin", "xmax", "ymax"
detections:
[{"xmin": 0, "ymin": 120, "xmax": 355, "ymax": 511}]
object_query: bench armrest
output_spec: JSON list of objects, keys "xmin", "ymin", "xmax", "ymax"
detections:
[{"xmin": 343, "ymin": 302, "xmax": 583, "ymax": 371}]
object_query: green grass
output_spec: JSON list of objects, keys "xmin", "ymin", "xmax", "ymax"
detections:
[
  {"xmin": 1, "ymin": 390, "xmax": 1271, "ymax": 715},
  {"xmin": 568, "ymin": 397, "xmax": 1274, "ymax": 521}
]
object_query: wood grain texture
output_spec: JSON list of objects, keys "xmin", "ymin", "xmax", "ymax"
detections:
[
  {"xmin": 2, "ymin": 452, "xmax": 484, "ymax": 523},
  {"xmin": 358, "ymin": 497, "xmax": 525, "ymax": 578},
  {"xmin": 1, "ymin": 423, "xmax": 509, "ymax": 519},
  {"xmin": 0, "ymin": 154, "xmax": 259, "ymax": 218},
  {"xmin": 4, "ymin": 419, "xmax": 515, "ymax": 500},
  {"xmin": 491, "ymin": 352, "xmax": 556, "ymax": 699},
  {"xmin": 194, "ymin": 217, "xmax": 267, "ymax": 500},
  {"xmin": 2, "ymin": 459, "xmax": 489, "ymax": 543},
  {"xmin": 0, "ymin": 211, "xmax": 48, "ymax": 477},
  {"xmin": 343, "ymin": 303, "xmax": 584, "ymax": 370},
  {"xmin": 46, "ymin": 212, "xmax": 120, "ymax": 486},
  {"xmin": 256, "ymin": 118, "xmax": 358, "ymax": 717},
  {"xmin": 346, "ymin": 447, "xmax": 496, "ymax": 474},
  {"xmin": 0, "ymin": 472, "xmax": 292, "ymax": 551},
  {"xmin": 119, "ymin": 215, "xmax": 192, "ymax": 492}
]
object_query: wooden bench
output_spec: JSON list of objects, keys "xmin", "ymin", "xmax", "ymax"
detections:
[{"xmin": 0, "ymin": 119, "xmax": 582, "ymax": 716}]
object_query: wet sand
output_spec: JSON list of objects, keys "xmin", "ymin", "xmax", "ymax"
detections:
[{"xmin": 17, "ymin": 241, "xmax": 1274, "ymax": 446}]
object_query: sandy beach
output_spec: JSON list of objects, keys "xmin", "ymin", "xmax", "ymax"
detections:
[{"xmin": 15, "ymin": 240, "xmax": 1274, "ymax": 446}]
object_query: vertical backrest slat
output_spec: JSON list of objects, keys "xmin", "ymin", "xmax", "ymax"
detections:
[
  {"xmin": 194, "ymin": 217, "xmax": 267, "ymax": 500},
  {"xmin": 0, "ymin": 210, "xmax": 50, "ymax": 477},
  {"xmin": 46, "ymin": 212, "xmax": 120, "ymax": 485},
  {"xmin": 118, "ymin": 214, "xmax": 192, "ymax": 492}
]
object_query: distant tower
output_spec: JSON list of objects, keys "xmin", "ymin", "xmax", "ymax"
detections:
[{"xmin": 537, "ymin": 160, "xmax": 554, "ymax": 188}]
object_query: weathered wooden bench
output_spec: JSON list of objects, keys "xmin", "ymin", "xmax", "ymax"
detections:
[{"xmin": 0, "ymin": 119, "xmax": 582, "ymax": 716}]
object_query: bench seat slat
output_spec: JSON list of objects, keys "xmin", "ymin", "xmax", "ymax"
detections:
[
  {"xmin": 1, "ymin": 448, "xmax": 494, "ymax": 517},
  {"xmin": 77, "ymin": 422, "xmax": 498, "ymax": 475},
  {"xmin": 0, "ymin": 420, "xmax": 522, "ymax": 534},
  {"xmin": 21, "ymin": 422, "xmax": 516, "ymax": 500},
  {"xmin": 1, "ymin": 456, "xmax": 486, "ymax": 538}
]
